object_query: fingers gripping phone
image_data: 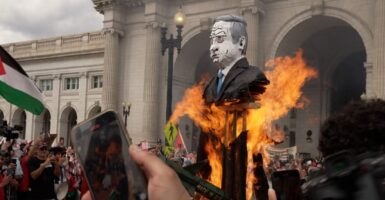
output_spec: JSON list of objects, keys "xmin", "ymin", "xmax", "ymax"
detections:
[{"xmin": 71, "ymin": 110, "xmax": 147, "ymax": 200}]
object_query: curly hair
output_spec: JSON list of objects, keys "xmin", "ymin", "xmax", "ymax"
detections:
[{"xmin": 319, "ymin": 99, "xmax": 385, "ymax": 157}]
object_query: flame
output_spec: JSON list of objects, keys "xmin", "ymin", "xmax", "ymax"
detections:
[
  {"xmin": 204, "ymin": 138, "xmax": 223, "ymax": 188},
  {"xmin": 169, "ymin": 79, "xmax": 226, "ymax": 138},
  {"xmin": 169, "ymin": 50, "xmax": 317, "ymax": 198}
]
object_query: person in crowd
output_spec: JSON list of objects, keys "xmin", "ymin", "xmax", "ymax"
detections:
[
  {"xmin": 0, "ymin": 150, "xmax": 19, "ymax": 200},
  {"xmin": 28, "ymin": 141, "xmax": 65, "ymax": 199},
  {"xmin": 51, "ymin": 147, "xmax": 67, "ymax": 185},
  {"xmin": 303, "ymin": 98, "xmax": 385, "ymax": 199},
  {"xmin": 57, "ymin": 137, "xmax": 66, "ymax": 149},
  {"xmin": 319, "ymin": 98, "xmax": 385, "ymax": 156},
  {"xmin": 17, "ymin": 142, "xmax": 32, "ymax": 200}
]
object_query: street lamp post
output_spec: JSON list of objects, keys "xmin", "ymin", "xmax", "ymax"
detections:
[
  {"xmin": 122, "ymin": 102, "xmax": 131, "ymax": 128},
  {"xmin": 161, "ymin": 7, "xmax": 186, "ymax": 121}
]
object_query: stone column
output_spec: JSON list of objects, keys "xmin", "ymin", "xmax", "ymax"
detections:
[
  {"xmin": 51, "ymin": 74, "xmax": 61, "ymax": 136},
  {"xmin": 242, "ymin": 6, "xmax": 260, "ymax": 66},
  {"xmin": 142, "ymin": 22, "xmax": 161, "ymax": 141},
  {"xmin": 373, "ymin": 0, "xmax": 385, "ymax": 98},
  {"xmin": 102, "ymin": 28, "xmax": 123, "ymax": 110},
  {"xmin": 25, "ymin": 112, "xmax": 34, "ymax": 140},
  {"xmin": 364, "ymin": 62, "xmax": 374, "ymax": 97},
  {"xmin": 78, "ymin": 72, "xmax": 88, "ymax": 121}
]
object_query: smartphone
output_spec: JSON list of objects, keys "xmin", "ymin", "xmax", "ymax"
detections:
[
  {"xmin": 271, "ymin": 170, "xmax": 302, "ymax": 200},
  {"xmin": 71, "ymin": 110, "xmax": 147, "ymax": 200}
]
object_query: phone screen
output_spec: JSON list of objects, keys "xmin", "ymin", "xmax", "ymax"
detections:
[{"xmin": 71, "ymin": 110, "xmax": 147, "ymax": 200}]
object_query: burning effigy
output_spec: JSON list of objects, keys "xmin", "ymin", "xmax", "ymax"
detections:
[{"xmin": 168, "ymin": 15, "xmax": 317, "ymax": 200}]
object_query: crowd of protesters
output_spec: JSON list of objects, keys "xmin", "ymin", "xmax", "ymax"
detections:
[
  {"xmin": 1, "ymin": 98, "xmax": 383, "ymax": 200},
  {"xmin": 267, "ymin": 154, "xmax": 323, "ymax": 184},
  {"xmin": 0, "ymin": 134, "xmax": 197, "ymax": 200},
  {"xmin": 0, "ymin": 135, "xmax": 84, "ymax": 200}
]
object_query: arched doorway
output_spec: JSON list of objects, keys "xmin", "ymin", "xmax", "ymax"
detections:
[
  {"xmin": 43, "ymin": 111, "xmax": 51, "ymax": 135},
  {"xmin": 34, "ymin": 109, "xmax": 51, "ymax": 138},
  {"xmin": 173, "ymin": 30, "xmax": 215, "ymax": 152},
  {"xmin": 88, "ymin": 105, "xmax": 101, "ymax": 119},
  {"xmin": 274, "ymin": 16, "xmax": 366, "ymax": 155},
  {"xmin": 12, "ymin": 109, "xmax": 26, "ymax": 139},
  {"xmin": 60, "ymin": 107, "xmax": 77, "ymax": 146}
]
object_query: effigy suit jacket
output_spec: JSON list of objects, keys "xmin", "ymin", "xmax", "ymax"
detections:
[{"xmin": 203, "ymin": 58, "xmax": 270, "ymax": 106}]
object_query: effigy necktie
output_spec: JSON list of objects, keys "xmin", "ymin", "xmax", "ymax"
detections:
[{"xmin": 217, "ymin": 70, "xmax": 224, "ymax": 94}]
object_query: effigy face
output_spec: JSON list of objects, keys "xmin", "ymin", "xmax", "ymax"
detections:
[{"xmin": 210, "ymin": 21, "xmax": 243, "ymax": 68}]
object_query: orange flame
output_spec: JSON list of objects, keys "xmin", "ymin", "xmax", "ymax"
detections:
[
  {"xmin": 169, "ymin": 50, "xmax": 317, "ymax": 198},
  {"xmin": 204, "ymin": 138, "xmax": 223, "ymax": 188}
]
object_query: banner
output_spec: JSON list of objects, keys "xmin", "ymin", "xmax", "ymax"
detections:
[{"xmin": 265, "ymin": 146, "xmax": 297, "ymax": 161}]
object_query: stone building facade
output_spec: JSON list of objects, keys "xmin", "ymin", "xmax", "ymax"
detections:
[{"xmin": 1, "ymin": 0, "xmax": 384, "ymax": 156}]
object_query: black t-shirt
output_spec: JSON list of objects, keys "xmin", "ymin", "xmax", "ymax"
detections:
[{"xmin": 27, "ymin": 156, "xmax": 57, "ymax": 199}]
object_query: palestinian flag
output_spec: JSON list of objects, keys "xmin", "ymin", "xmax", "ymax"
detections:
[{"xmin": 0, "ymin": 46, "xmax": 44, "ymax": 115}]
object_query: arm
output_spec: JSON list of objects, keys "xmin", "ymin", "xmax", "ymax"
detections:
[
  {"xmin": 0, "ymin": 175, "xmax": 10, "ymax": 188},
  {"xmin": 30, "ymin": 163, "xmax": 47, "ymax": 180},
  {"xmin": 30, "ymin": 158, "xmax": 51, "ymax": 180},
  {"xmin": 28, "ymin": 138, "xmax": 43, "ymax": 158}
]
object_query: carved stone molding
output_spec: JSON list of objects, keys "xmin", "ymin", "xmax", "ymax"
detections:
[
  {"xmin": 92, "ymin": 0, "xmax": 144, "ymax": 14},
  {"xmin": 53, "ymin": 74, "xmax": 61, "ymax": 79},
  {"xmin": 62, "ymin": 91, "xmax": 79, "ymax": 96},
  {"xmin": 79, "ymin": 72, "xmax": 88, "ymax": 78},
  {"xmin": 311, "ymin": 0, "xmax": 325, "ymax": 16},
  {"xmin": 200, "ymin": 18, "xmax": 213, "ymax": 31},
  {"xmin": 8, "ymin": 45, "xmax": 14, "ymax": 53},
  {"xmin": 43, "ymin": 91, "xmax": 53, "ymax": 97},
  {"xmin": 240, "ymin": 6, "xmax": 265, "ymax": 16},
  {"xmin": 241, "ymin": 6, "xmax": 258, "ymax": 15},
  {"xmin": 102, "ymin": 27, "xmax": 125, "ymax": 37},
  {"xmin": 32, "ymin": 42, "xmax": 37, "ymax": 50},
  {"xmin": 145, "ymin": 21, "xmax": 160, "ymax": 29},
  {"xmin": 30, "ymin": 75, "xmax": 36, "ymax": 82},
  {"xmin": 364, "ymin": 62, "xmax": 373, "ymax": 71}
]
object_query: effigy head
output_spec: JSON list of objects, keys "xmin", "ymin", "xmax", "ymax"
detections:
[{"xmin": 210, "ymin": 15, "xmax": 248, "ymax": 68}]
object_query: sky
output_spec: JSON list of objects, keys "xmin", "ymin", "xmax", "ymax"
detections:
[{"xmin": 0, "ymin": 0, "xmax": 103, "ymax": 44}]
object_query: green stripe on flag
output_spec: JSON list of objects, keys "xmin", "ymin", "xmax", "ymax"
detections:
[{"xmin": 0, "ymin": 81, "xmax": 44, "ymax": 115}]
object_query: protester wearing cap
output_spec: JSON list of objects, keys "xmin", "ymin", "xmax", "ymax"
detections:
[{"xmin": 28, "ymin": 142, "xmax": 65, "ymax": 199}]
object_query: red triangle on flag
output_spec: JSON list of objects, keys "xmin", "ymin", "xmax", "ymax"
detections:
[
  {"xmin": 0, "ymin": 56, "xmax": 6, "ymax": 75},
  {"xmin": 174, "ymin": 128, "xmax": 187, "ymax": 150}
]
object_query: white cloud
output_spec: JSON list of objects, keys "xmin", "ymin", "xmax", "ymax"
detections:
[{"xmin": 0, "ymin": 0, "xmax": 103, "ymax": 44}]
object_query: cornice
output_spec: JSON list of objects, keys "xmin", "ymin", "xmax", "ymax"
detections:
[
  {"xmin": 259, "ymin": 0, "xmax": 287, "ymax": 3},
  {"xmin": 145, "ymin": 21, "xmax": 161, "ymax": 29},
  {"xmin": 92, "ymin": 0, "xmax": 144, "ymax": 14},
  {"xmin": 102, "ymin": 27, "xmax": 125, "ymax": 36},
  {"xmin": 2, "ymin": 31, "xmax": 105, "ymax": 61},
  {"xmin": 16, "ymin": 48, "xmax": 105, "ymax": 62}
]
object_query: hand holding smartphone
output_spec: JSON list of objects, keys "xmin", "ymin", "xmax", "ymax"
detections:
[{"xmin": 71, "ymin": 110, "xmax": 147, "ymax": 200}]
